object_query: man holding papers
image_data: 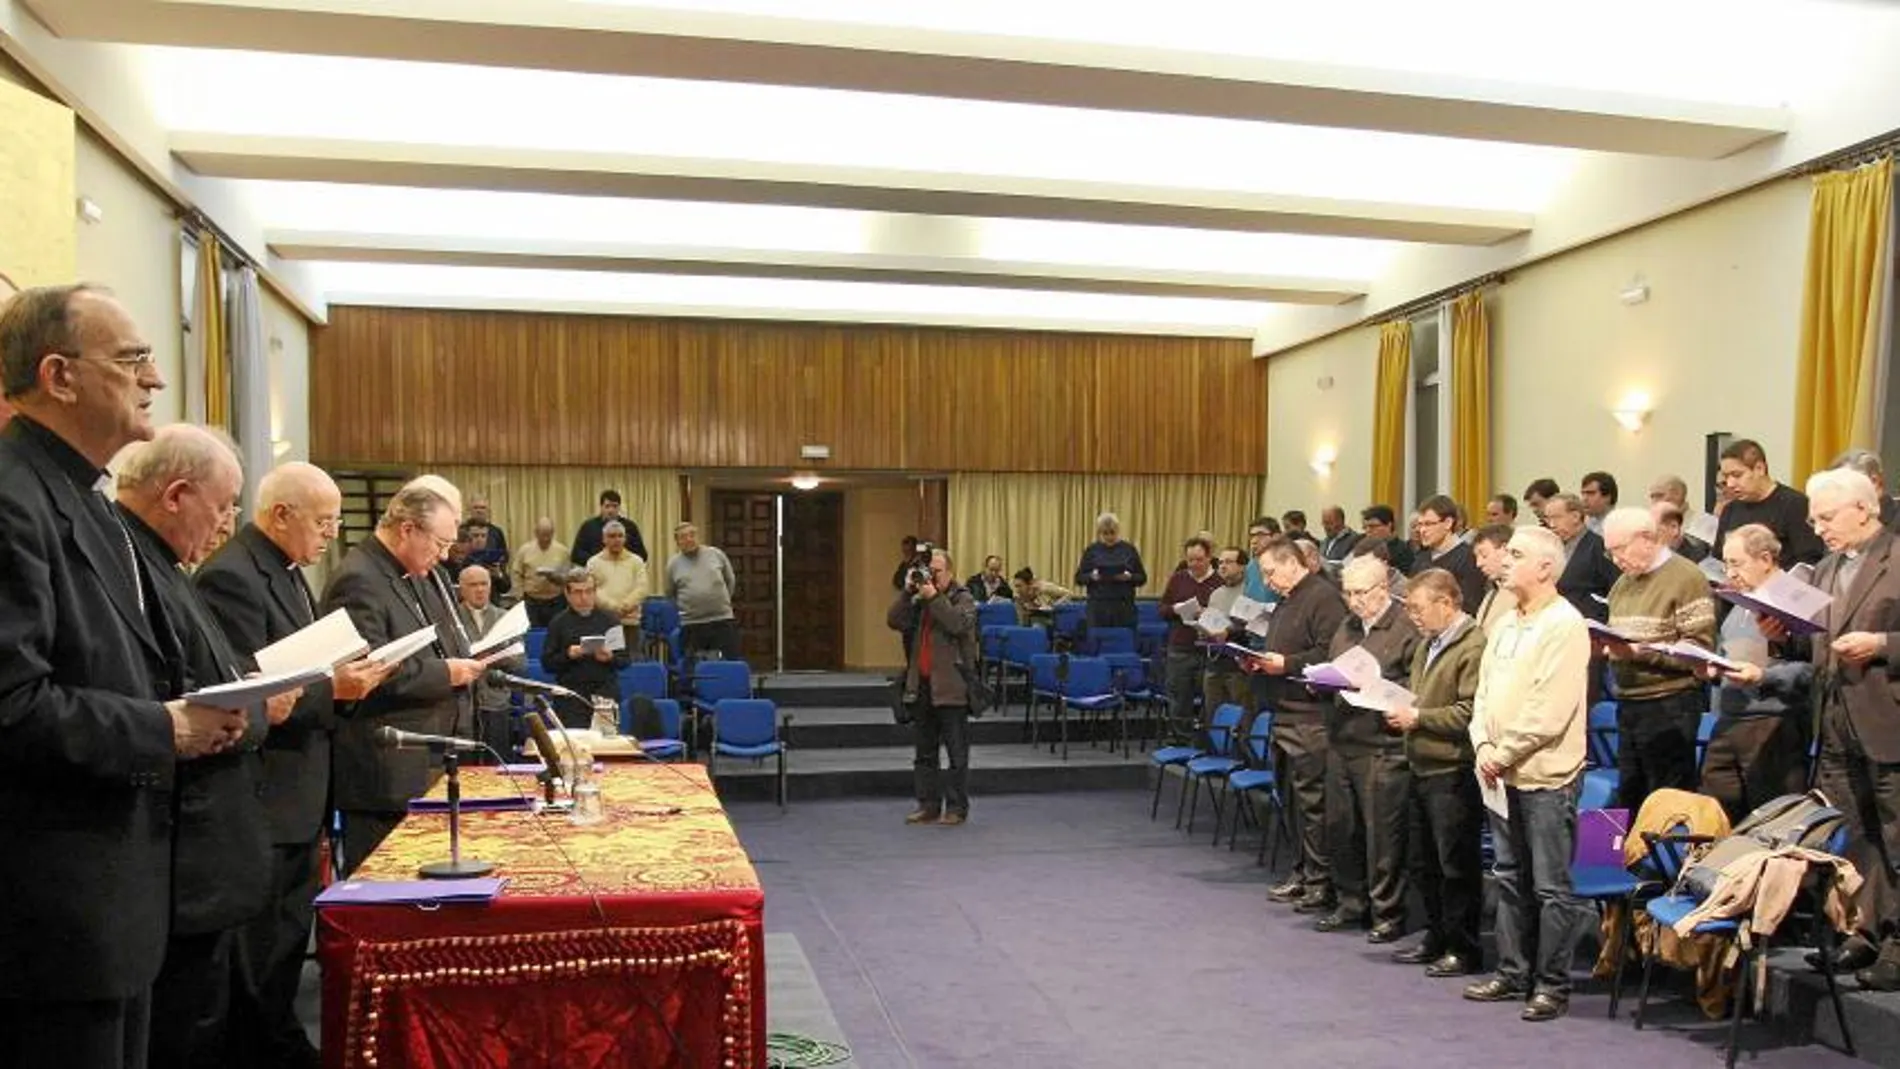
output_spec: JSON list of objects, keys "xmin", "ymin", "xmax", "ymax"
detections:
[
  {"xmin": 1244, "ymin": 538, "xmax": 1348, "ymax": 913},
  {"xmin": 1316, "ymin": 557, "xmax": 1421, "ymax": 940},
  {"xmin": 1701, "ymin": 524, "xmax": 1813, "ymax": 822},
  {"xmin": 1385, "ymin": 569, "xmax": 1486, "ymax": 978},
  {"xmin": 541, "ymin": 571, "xmax": 633, "ymax": 728},
  {"xmin": 115, "ymin": 426, "xmax": 290, "ymax": 1069},
  {"xmin": 1596, "ymin": 507, "xmax": 1718, "ymax": 815},
  {"xmin": 1158, "ymin": 537, "xmax": 1221, "ymax": 733},
  {"xmin": 197, "ymin": 460, "xmax": 395, "ymax": 1069},
  {"xmin": 323, "ymin": 478, "xmax": 484, "ymax": 875},
  {"xmin": 1804, "ymin": 468, "xmax": 1900, "ymax": 989},
  {"xmin": 0, "ymin": 284, "xmax": 247, "ymax": 1067},
  {"xmin": 457, "ymin": 566, "xmax": 528, "ymax": 756},
  {"xmin": 1200, "ymin": 547, "xmax": 1255, "ymax": 715},
  {"xmin": 1464, "ymin": 527, "xmax": 1592, "ymax": 1022}
]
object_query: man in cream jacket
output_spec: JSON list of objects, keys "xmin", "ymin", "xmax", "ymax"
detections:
[{"xmin": 1463, "ymin": 526, "xmax": 1593, "ymax": 1023}]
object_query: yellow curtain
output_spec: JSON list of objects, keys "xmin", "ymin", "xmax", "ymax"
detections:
[
  {"xmin": 947, "ymin": 473, "xmax": 1260, "ymax": 597},
  {"xmin": 433, "ymin": 465, "xmax": 681, "ymax": 579},
  {"xmin": 1448, "ymin": 293, "xmax": 1491, "ymax": 515},
  {"xmin": 1370, "ymin": 320, "xmax": 1411, "ymax": 509},
  {"xmin": 1793, "ymin": 158, "xmax": 1893, "ymax": 482},
  {"xmin": 197, "ymin": 239, "xmax": 230, "ymax": 430}
]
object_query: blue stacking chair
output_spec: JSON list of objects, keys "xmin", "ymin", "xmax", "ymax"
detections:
[
  {"xmin": 1635, "ymin": 823, "xmax": 1854, "ymax": 1067},
  {"xmin": 1222, "ymin": 710, "xmax": 1286, "ymax": 866},
  {"xmin": 1584, "ymin": 699, "xmax": 1621, "ymax": 802},
  {"xmin": 976, "ymin": 601, "xmax": 1017, "ymax": 630},
  {"xmin": 997, "ymin": 626, "xmax": 1051, "ymax": 719},
  {"xmin": 1051, "ymin": 602, "xmax": 1087, "ymax": 648},
  {"xmin": 1136, "ymin": 622, "xmax": 1171, "ymax": 657},
  {"xmin": 1025, "ymin": 653, "xmax": 1065, "ymax": 748},
  {"xmin": 1181, "ymin": 703, "xmax": 1246, "ymax": 834},
  {"xmin": 1085, "ymin": 626, "xmax": 1137, "ymax": 658},
  {"xmin": 1103, "ymin": 652, "xmax": 1158, "ymax": 750},
  {"xmin": 708, "ymin": 698, "xmax": 791, "ymax": 808},
  {"xmin": 619, "ymin": 696, "xmax": 686, "ymax": 761},
  {"xmin": 690, "ymin": 661, "xmax": 752, "ymax": 755},
  {"xmin": 619, "ymin": 660, "xmax": 669, "ymax": 701},
  {"xmin": 1055, "ymin": 656, "xmax": 1125, "ymax": 760},
  {"xmin": 520, "ymin": 628, "xmax": 555, "ymax": 684},
  {"xmin": 1694, "ymin": 710, "xmax": 1719, "ymax": 775},
  {"xmin": 1568, "ymin": 804, "xmax": 1661, "ymax": 1020},
  {"xmin": 1135, "ymin": 599, "xmax": 1163, "ymax": 627},
  {"xmin": 1578, "ymin": 772, "xmax": 1617, "ymax": 812}
]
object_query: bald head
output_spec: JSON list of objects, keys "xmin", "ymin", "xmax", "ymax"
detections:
[
  {"xmin": 115, "ymin": 423, "xmax": 242, "ymax": 565},
  {"xmin": 256, "ymin": 461, "xmax": 342, "ymax": 566},
  {"xmin": 458, "ymin": 563, "xmax": 494, "ymax": 609}
]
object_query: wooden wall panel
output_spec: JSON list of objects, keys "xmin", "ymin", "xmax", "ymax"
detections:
[{"xmin": 312, "ymin": 307, "xmax": 1265, "ymax": 475}]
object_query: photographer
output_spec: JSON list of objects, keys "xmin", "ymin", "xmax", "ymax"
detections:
[{"xmin": 887, "ymin": 547, "xmax": 980, "ymax": 826}]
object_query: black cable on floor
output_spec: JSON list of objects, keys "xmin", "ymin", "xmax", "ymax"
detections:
[{"xmin": 766, "ymin": 1031, "xmax": 854, "ymax": 1067}]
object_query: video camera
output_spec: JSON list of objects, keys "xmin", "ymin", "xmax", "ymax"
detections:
[{"xmin": 905, "ymin": 541, "xmax": 937, "ymax": 590}]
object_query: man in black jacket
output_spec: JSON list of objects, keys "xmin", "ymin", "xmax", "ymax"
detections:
[
  {"xmin": 1410, "ymin": 495, "xmax": 1488, "ymax": 613},
  {"xmin": 1243, "ymin": 538, "xmax": 1349, "ymax": 913},
  {"xmin": 1360, "ymin": 505, "xmax": 1415, "ymax": 574},
  {"xmin": 117, "ymin": 426, "xmax": 288, "ymax": 1069},
  {"xmin": 541, "ymin": 572, "xmax": 633, "ymax": 728},
  {"xmin": 570, "ymin": 488, "xmax": 646, "ymax": 565},
  {"xmin": 1544, "ymin": 494, "xmax": 1616, "ymax": 623},
  {"xmin": 0, "ymin": 285, "xmax": 245, "ymax": 1068},
  {"xmin": 323, "ymin": 479, "xmax": 485, "ymax": 874},
  {"xmin": 197, "ymin": 461, "xmax": 393, "ymax": 1069}
]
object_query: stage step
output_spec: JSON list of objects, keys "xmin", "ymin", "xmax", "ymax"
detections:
[
  {"xmin": 755, "ymin": 673, "xmax": 893, "ymax": 709},
  {"xmin": 1760, "ymin": 946, "xmax": 1900, "ymax": 1066},
  {"xmin": 710, "ymin": 742, "xmax": 1147, "ymax": 803}
]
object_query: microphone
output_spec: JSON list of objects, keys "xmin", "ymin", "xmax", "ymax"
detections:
[
  {"xmin": 497, "ymin": 672, "xmax": 581, "ymax": 700},
  {"xmin": 375, "ymin": 725, "xmax": 486, "ymax": 752}
]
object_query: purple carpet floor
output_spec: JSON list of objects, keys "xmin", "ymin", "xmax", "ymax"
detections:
[{"xmin": 728, "ymin": 788, "xmax": 1867, "ymax": 1069}]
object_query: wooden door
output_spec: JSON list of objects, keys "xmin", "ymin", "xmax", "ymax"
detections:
[
  {"xmin": 711, "ymin": 491, "xmax": 778, "ymax": 667},
  {"xmin": 782, "ymin": 492, "xmax": 845, "ymax": 671}
]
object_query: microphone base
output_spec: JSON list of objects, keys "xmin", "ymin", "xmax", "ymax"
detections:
[{"xmin": 417, "ymin": 858, "xmax": 498, "ymax": 880}]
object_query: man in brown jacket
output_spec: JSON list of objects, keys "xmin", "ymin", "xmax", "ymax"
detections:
[
  {"xmin": 1385, "ymin": 568, "xmax": 1486, "ymax": 977},
  {"xmin": 888, "ymin": 547, "xmax": 980, "ymax": 827}
]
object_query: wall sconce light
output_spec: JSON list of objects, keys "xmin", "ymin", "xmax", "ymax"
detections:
[
  {"xmin": 1611, "ymin": 393, "xmax": 1652, "ymax": 433},
  {"xmin": 790, "ymin": 473, "xmax": 821, "ymax": 491},
  {"xmin": 1310, "ymin": 446, "xmax": 1336, "ymax": 477},
  {"xmin": 271, "ymin": 439, "xmax": 292, "ymax": 458}
]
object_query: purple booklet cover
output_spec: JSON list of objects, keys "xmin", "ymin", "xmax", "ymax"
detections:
[
  {"xmin": 315, "ymin": 877, "xmax": 507, "ymax": 907},
  {"xmin": 1715, "ymin": 588, "xmax": 1828, "ymax": 636},
  {"xmin": 1301, "ymin": 664, "xmax": 1355, "ymax": 691},
  {"xmin": 407, "ymin": 796, "xmax": 534, "ymax": 814},
  {"xmin": 497, "ymin": 763, "xmax": 547, "ymax": 776}
]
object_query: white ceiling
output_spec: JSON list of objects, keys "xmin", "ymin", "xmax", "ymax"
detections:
[{"xmin": 16, "ymin": 0, "xmax": 1886, "ymax": 337}]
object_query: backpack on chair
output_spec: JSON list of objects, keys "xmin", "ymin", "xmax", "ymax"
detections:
[{"xmin": 1676, "ymin": 790, "xmax": 1844, "ymax": 900}]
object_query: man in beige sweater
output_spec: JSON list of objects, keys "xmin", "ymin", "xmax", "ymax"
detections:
[
  {"xmin": 1464, "ymin": 526, "xmax": 1593, "ymax": 1023},
  {"xmin": 1598, "ymin": 506, "xmax": 1717, "ymax": 815}
]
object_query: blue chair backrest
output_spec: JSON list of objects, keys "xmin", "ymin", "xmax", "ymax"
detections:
[
  {"xmin": 1029, "ymin": 653, "xmax": 1063, "ymax": 692},
  {"xmin": 1648, "ymin": 821, "xmax": 1697, "ymax": 883},
  {"xmin": 1696, "ymin": 711, "xmax": 1718, "ymax": 745},
  {"xmin": 1061, "ymin": 656, "xmax": 1113, "ymax": 697},
  {"xmin": 523, "ymin": 628, "xmax": 548, "ymax": 664},
  {"xmin": 1089, "ymin": 627, "xmax": 1137, "ymax": 657},
  {"xmin": 694, "ymin": 660, "xmax": 752, "ymax": 702},
  {"xmin": 1586, "ymin": 701, "xmax": 1620, "ymax": 768},
  {"xmin": 642, "ymin": 597, "xmax": 681, "ymax": 635},
  {"xmin": 1578, "ymin": 772, "xmax": 1616, "ymax": 811},
  {"xmin": 1003, "ymin": 626, "xmax": 1051, "ymax": 666},
  {"xmin": 621, "ymin": 696, "xmax": 683, "ymax": 739},
  {"xmin": 977, "ymin": 601, "xmax": 1017, "ymax": 629},
  {"xmin": 1206, "ymin": 703, "xmax": 1245, "ymax": 756},
  {"xmin": 1135, "ymin": 599, "xmax": 1163, "ymax": 626},
  {"xmin": 714, "ymin": 698, "xmax": 778, "ymax": 747},
  {"xmin": 621, "ymin": 660, "xmax": 668, "ymax": 699},
  {"xmin": 1102, "ymin": 651, "xmax": 1147, "ymax": 690},
  {"xmin": 1052, "ymin": 603, "xmax": 1086, "ymax": 636},
  {"xmin": 1245, "ymin": 708, "xmax": 1273, "ymax": 764}
]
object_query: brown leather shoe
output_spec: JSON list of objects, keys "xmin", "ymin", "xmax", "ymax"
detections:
[
  {"xmin": 939, "ymin": 812, "xmax": 967, "ymax": 826},
  {"xmin": 905, "ymin": 808, "xmax": 942, "ymax": 824}
]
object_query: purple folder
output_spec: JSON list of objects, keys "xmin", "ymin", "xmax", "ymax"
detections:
[
  {"xmin": 1574, "ymin": 807, "xmax": 1630, "ymax": 868},
  {"xmin": 1715, "ymin": 588, "xmax": 1828, "ymax": 636},
  {"xmin": 315, "ymin": 877, "xmax": 507, "ymax": 907},
  {"xmin": 1301, "ymin": 664, "xmax": 1355, "ymax": 691},
  {"xmin": 407, "ymin": 796, "xmax": 534, "ymax": 814},
  {"xmin": 497, "ymin": 763, "xmax": 548, "ymax": 776}
]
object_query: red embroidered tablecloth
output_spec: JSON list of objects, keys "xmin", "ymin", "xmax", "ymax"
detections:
[{"xmin": 318, "ymin": 763, "xmax": 765, "ymax": 1068}]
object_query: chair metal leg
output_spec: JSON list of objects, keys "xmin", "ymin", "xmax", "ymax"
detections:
[
  {"xmin": 1634, "ymin": 937, "xmax": 1658, "ymax": 1030},
  {"xmin": 777, "ymin": 749, "xmax": 786, "ymax": 809},
  {"xmin": 1607, "ymin": 898, "xmax": 1635, "ymax": 1020},
  {"xmin": 1058, "ymin": 699, "xmax": 1070, "ymax": 761},
  {"xmin": 1816, "ymin": 923, "xmax": 1856, "ymax": 1057},
  {"xmin": 1175, "ymin": 768, "xmax": 1191, "ymax": 828},
  {"xmin": 1209, "ymin": 781, "xmax": 1228, "ymax": 846},
  {"xmin": 1150, "ymin": 763, "xmax": 1167, "ymax": 820},
  {"xmin": 1724, "ymin": 945, "xmax": 1750, "ymax": 1069},
  {"xmin": 1185, "ymin": 776, "xmax": 1201, "ymax": 834}
]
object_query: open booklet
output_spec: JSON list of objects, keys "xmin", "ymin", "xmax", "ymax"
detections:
[
  {"xmin": 253, "ymin": 608, "xmax": 370, "ymax": 676},
  {"xmin": 185, "ymin": 665, "xmax": 332, "ymax": 710},
  {"xmin": 1639, "ymin": 641, "xmax": 1743, "ymax": 673},
  {"xmin": 1340, "ymin": 677, "xmax": 1416, "ymax": 713},
  {"xmin": 1302, "ymin": 645, "xmax": 1385, "ymax": 692},
  {"xmin": 369, "ymin": 624, "xmax": 439, "ymax": 665},
  {"xmin": 1171, "ymin": 598, "xmax": 1203, "ymax": 624},
  {"xmin": 580, "ymin": 626, "xmax": 627, "ymax": 654},
  {"xmin": 1715, "ymin": 570, "xmax": 1830, "ymax": 636},
  {"xmin": 1585, "ymin": 619, "xmax": 1639, "ymax": 645},
  {"xmin": 469, "ymin": 601, "xmax": 530, "ymax": 657}
]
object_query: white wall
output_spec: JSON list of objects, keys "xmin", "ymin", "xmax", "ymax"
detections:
[
  {"xmin": 72, "ymin": 128, "xmax": 183, "ymax": 423},
  {"xmin": 1490, "ymin": 177, "xmax": 1812, "ymax": 505},
  {"xmin": 262, "ymin": 287, "xmax": 310, "ymax": 462},
  {"xmin": 1255, "ymin": 0, "xmax": 1900, "ymax": 355},
  {"xmin": 1264, "ymin": 325, "xmax": 1378, "ymax": 515}
]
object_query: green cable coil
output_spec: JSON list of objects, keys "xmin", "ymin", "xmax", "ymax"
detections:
[{"xmin": 765, "ymin": 1030, "xmax": 854, "ymax": 1068}]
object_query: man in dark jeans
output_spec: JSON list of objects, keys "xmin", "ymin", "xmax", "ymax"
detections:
[{"xmin": 887, "ymin": 547, "xmax": 979, "ymax": 826}]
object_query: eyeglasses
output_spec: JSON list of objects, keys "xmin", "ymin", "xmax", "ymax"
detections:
[
  {"xmin": 55, "ymin": 348, "xmax": 157, "ymax": 370},
  {"xmin": 412, "ymin": 524, "xmax": 456, "ymax": 552},
  {"xmin": 285, "ymin": 503, "xmax": 341, "ymax": 534},
  {"xmin": 1343, "ymin": 585, "xmax": 1386, "ymax": 599}
]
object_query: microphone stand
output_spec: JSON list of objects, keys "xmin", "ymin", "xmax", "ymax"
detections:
[{"xmin": 417, "ymin": 747, "xmax": 497, "ymax": 879}]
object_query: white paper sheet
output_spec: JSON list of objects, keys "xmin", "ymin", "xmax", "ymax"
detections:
[
  {"xmin": 1171, "ymin": 598, "xmax": 1202, "ymax": 624},
  {"xmin": 1228, "ymin": 595, "xmax": 1269, "ymax": 623},
  {"xmin": 185, "ymin": 665, "xmax": 330, "ymax": 710},
  {"xmin": 252, "ymin": 609, "xmax": 369, "ymax": 676},
  {"xmin": 1340, "ymin": 677, "xmax": 1416, "ymax": 713},
  {"xmin": 1685, "ymin": 512, "xmax": 1719, "ymax": 546},
  {"xmin": 1479, "ymin": 771, "xmax": 1510, "ymax": 821},
  {"xmin": 368, "ymin": 624, "xmax": 438, "ymax": 665},
  {"xmin": 469, "ymin": 601, "xmax": 530, "ymax": 657}
]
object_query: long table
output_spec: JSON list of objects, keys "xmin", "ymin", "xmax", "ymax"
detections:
[{"xmin": 318, "ymin": 763, "xmax": 766, "ymax": 1068}]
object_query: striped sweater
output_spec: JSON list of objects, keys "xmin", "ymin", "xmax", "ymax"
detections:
[{"xmin": 1606, "ymin": 551, "xmax": 1717, "ymax": 701}]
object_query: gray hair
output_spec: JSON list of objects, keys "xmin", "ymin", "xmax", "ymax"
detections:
[
  {"xmin": 0, "ymin": 283, "xmax": 107, "ymax": 399},
  {"xmin": 402, "ymin": 474, "xmax": 462, "ymax": 517},
  {"xmin": 1340, "ymin": 555, "xmax": 1388, "ymax": 590},
  {"xmin": 1831, "ymin": 448, "xmax": 1884, "ymax": 483},
  {"xmin": 1723, "ymin": 523, "xmax": 1782, "ymax": 562},
  {"xmin": 1648, "ymin": 474, "xmax": 1688, "ymax": 504},
  {"xmin": 379, "ymin": 483, "xmax": 456, "ymax": 532},
  {"xmin": 1806, "ymin": 467, "xmax": 1879, "ymax": 511},
  {"xmin": 673, "ymin": 521, "xmax": 697, "ymax": 535},
  {"xmin": 1601, "ymin": 506, "xmax": 1658, "ymax": 542},
  {"xmin": 116, "ymin": 423, "xmax": 239, "ymax": 494},
  {"xmin": 457, "ymin": 564, "xmax": 492, "ymax": 585},
  {"xmin": 603, "ymin": 520, "xmax": 626, "ymax": 537},
  {"xmin": 1510, "ymin": 526, "xmax": 1566, "ymax": 570},
  {"xmin": 1095, "ymin": 512, "xmax": 1120, "ymax": 535},
  {"xmin": 1542, "ymin": 492, "xmax": 1585, "ymax": 518}
]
